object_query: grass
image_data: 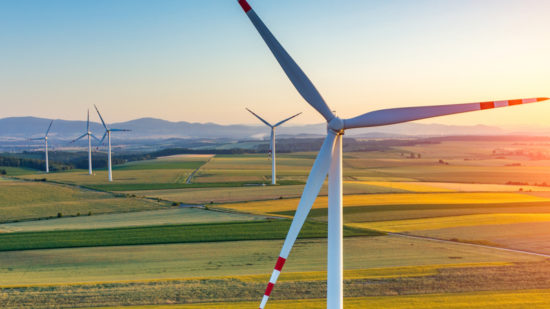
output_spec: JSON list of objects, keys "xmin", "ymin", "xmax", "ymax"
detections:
[
  {"xmin": 0, "ymin": 166, "xmax": 38, "ymax": 176},
  {"xmin": 348, "ymin": 213, "xmax": 550, "ymax": 233},
  {"xmin": 0, "ymin": 180, "xmax": 165, "ymax": 223},
  {"xmin": 86, "ymin": 290, "xmax": 550, "ymax": 309},
  {"xmin": 0, "ymin": 220, "xmax": 378, "ymax": 252},
  {"xmin": 0, "ymin": 208, "xmax": 265, "ymax": 233}
]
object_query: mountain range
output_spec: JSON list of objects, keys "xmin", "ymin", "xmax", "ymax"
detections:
[{"xmin": 0, "ymin": 116, "xmax": 522, "ymax": 142}]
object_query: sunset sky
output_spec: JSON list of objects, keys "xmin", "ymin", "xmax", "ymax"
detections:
[{"xmin": 1, "ymin": 0, "xmax": 549, "ymax": 128}]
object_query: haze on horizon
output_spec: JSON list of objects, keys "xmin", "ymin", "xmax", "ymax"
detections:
[{"xmin": 1, "ymin": 0, "xmax": 549, "ymax": 128}]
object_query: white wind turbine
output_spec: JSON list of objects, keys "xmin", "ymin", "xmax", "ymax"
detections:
[
  {"xmin": 246, "ymin": 108, "xmax": 301, "ymax": 185},
  {"xmin": 30, "ymin": 120, "xmax": 54, "ymax": 173},
  {"xmin": 70, "ymin": 109, "xmax": 100, "ymax": 175},
  {"xmin": 94, "ymin": 105, "xmax": 130, "ymax": 182},
  {"xmin": 235, "ymin": 1, "xmax": 549, "ymax": 308}
]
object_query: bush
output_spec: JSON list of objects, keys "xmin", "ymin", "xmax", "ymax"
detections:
[{"xmin": 57, "ymin": 212, "xmax": 62, "ymax": 218}]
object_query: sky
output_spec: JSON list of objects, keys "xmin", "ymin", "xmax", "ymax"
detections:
[{"xmin": 1, "ymin": 0, "xmax": 549, "ymax": 128}]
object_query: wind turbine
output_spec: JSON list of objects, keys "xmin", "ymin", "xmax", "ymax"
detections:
[
  {"xmin": 30, "ymin": 120, "xmax": 54, "ymax": 173},
  {"xmin": 246, "ymin": 108, "xmax": 301, "ymax": 185},
  {"xmin": 94, "ymin": 105, "xmax": 130, "ymax": 182},
  {"xmin": 235, "ymin": 1, "xmax": 549, "ymax": 308},
  {"xmin": 70, "ymin": 109, "xmax": 100, "ymax": 175}
]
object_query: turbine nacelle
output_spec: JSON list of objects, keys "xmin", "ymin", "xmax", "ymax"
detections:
[{"xmin": 328, "ymin": 117, "xmax": 344, "ymax": 134}]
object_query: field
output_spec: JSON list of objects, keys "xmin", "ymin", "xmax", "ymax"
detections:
[
  {"xmin": 122, "ymin": 181, "xmax": 406, "ymax": 204},
  {"xmin": 18, "ymin": 155, "xmax": 210, "ymax": 186},
  {"xmin": 0, "ymin": 220, "xmax": 375, "ymax": 252},
  {"xmin": 0, "ymin": 179, "xmax": 166, "ymax": 222},
  {"xmin": 87, "ymin": 291, "xmax": 550, "ymax": 309},
  {"xmin": 4, "ymin": 139, "xmax": 550, "ymax": 308},
  {"xmin": 0, "ymin": 208, "xmax": 264, "ymax": 233}
]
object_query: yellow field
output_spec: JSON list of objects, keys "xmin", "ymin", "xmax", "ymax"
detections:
[
  {"xmin": 360, "ymin": 181, "xmax": 455, "ymax": 192},
  {"xmin": 90, "ymin": 289, "xmax": 550, "ymax": 308},
  {"xmin": 348, "ymin": 214, "xmax": 550, "ymax": 233},
  {"xmin": 220, "ymin": 192, "xmax": 550, "ymax": 216},
  {"xmin": 0, "ymin": 262, "xmax": 510, "ymax": 289},
  {"xmin": 232, "ymin": 262, "xmax": 511, "ymax": 283}
]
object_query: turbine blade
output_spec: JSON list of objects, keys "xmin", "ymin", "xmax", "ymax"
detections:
[
  {"xmin": 29, "ymin": 137, "xmax": 44, "ymax": 141},
  {"xmin": 238, "ymin": 0, "xmax": 335, "ymax": 122},
  {"xmin": 273, "ymin": 112, "xmax": 302, "ymax": 127},
  {"xmin": 344, "ymin": 97, "xmax": 550, "ymax": 129},
  {"xmin": 99, "ymin": 132, "xmax": 107, "ymax": 144},
  {"xmin": 110, "ymin": 128, "xmax": 130, "ymax": 132},
  {"xmin": 258, "ymin": 132, "xmax": 336, "ymax": 309},
  {"xmin": 94, "ymin": 105, "xmax": 108, "ymax": 130},
  {"xmin": 246, "ymin": 108, "xmax": 272, "ymax": 127},
  {"xmin": 91, "ymin": 134, "xmax": 101, "ymax": 142},
  {"xmin": 87, "ymin": 109, "xmax": 90, "ymax": 131},
  {"xmin": 71, "ymin": 133, "xmax": 87, "ymax": 143},
  {"xmin": 45, "ymin": 120, "xmax": 53, "ymax": 137}
]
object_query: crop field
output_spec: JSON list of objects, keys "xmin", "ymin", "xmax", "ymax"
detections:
[
  {"xmin": 192, "ymin": 154, "xmax": 313, "ymax": 183},
  {"xmin": 5, "ymin": 140, "xmax": 550, "ymax": 307},
  {"xmin": 361, "ymin": 181, "xmax": 550, "ymax": 192},
  {"xmin": 18, "ymin": 155, "xmax": 210, "ymax": 186},
  {"xmin": 0, "ymin": 166, "xmax": 37, "ymax": 176},
  {"xmin": 0, "ymin": 208, "xmax": 265, "ymax": 233},
  {"xmin": 218, "ymin": 192, "xmax": 550, "ymax": 216},
  {"xmin": 0, "ymin": 235, "xmax": 540, "ymax": 286},
  {"xmin": 123, "ymin": 181, "xmax": 406, "ymax": 204},
  {"xmin": 19, "ymin": 168, "xmax": 196, "ymax": 185},
  {"xmin": 88, "ymin": 290, "xmax": 550, "ymax": 309},
  {"xmin": 0, "ymin": 180, "xmax": 165, "ymax": 222},
  {"xmin": 0, "ymin": 220, "xmax": 376, "ymax": 252},
  {"xmin": 350, "ymin": 213, "xmax": 550, "ymax": 233}
]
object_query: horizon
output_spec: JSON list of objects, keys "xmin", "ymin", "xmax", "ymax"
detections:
[{"xmin": 2, "ymin": 0, "xmax": 549, "ymax": 127}]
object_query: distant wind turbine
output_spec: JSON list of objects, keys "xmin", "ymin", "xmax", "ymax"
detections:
[
  {"xmin": 70, "ymin": 109, "xmax": 100, "ymax": 175},
  {"xmin": 94, "ymin": 105, "xmax": 130, "ymax": 182},
  {"xmin": 30, "ymin": 120, "xmax": 54, "ymax": 173},
  {"xmin": 235, "ymin": 1, "xmax": 550, "ymax": 308},
  {"xmin": 246, "ymin": 108, "xmax": 301, "ymax": 185}
]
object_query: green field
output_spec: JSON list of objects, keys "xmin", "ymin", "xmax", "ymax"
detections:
[
  {"xmin": 0, "ymin": 180, "xmax": 166, "ymax": 222},
  {"xmin": 0, "ymin": 208, "xmax": 265, "ymax": 233},
  {"xmin": 0, "ymin": 166, "xmax": 38, "ymax": 176},
  {"xmin": 0, "ymin": 220, "xmax": 377, "ymax": 252},
  {"xmin": 0, "ymin": 235, "xmax": 541, "ymax": 286}
]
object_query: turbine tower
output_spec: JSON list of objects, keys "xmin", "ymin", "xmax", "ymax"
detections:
[
  {"xmin": 94, "ymin": 105, "xmax": 130, "ymax": 182},
  {"xmin": 30, "ymin": 120, "xmax": 54, "ymax": 173},
  {"xmin": 246, "ymin": 108, "xmax": 301, "ymax": 185},
  {"xmin": 235, "ymin": 1, "xmax": 549, "ymax": 308},
  {"xmin": 71, "ymin": 109, "xmax": 100, "ymax": 175}
]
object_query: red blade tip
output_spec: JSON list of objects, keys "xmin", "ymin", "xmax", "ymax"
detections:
[
  {"xmin": 537, "ymin": 97, "xmax": 549, "ymax": 102},
  {"xmin": 239, "ymin": 0, "xmax": 252, "ymax": 13}
]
